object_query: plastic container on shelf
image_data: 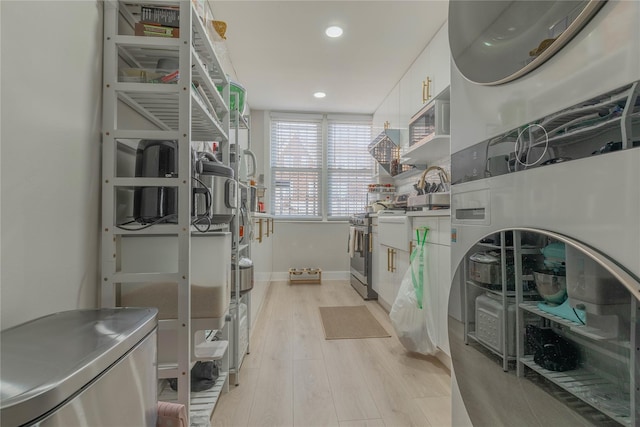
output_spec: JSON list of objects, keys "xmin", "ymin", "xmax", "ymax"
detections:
[
  {"xmin": 119, "ymin": 232, "xmax": 232, "ymax": 321},
  {"xmin": 475, "ymin": 293, "xmax": 516, "ymax": 356},
  {"xmin": 217, "ymin": 80, "xmax": 246, "ymax": 115}
]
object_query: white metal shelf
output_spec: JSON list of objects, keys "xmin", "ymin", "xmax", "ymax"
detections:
[
  {"xmin": 466, "ymin": 280, "xmax": 538, "ymax": 298},
  {"xmin": 117, "ymin": 1, "xmax": 227, "ymax": 86},
  {"xmin": 103, "ymin": 1, "xmax": 232, "ymax": 419},
  {"xmin": 230, "ymin": 106, "xmax": 251, "ymax": 385},
  {"xmin": 112, "ymin": 224, "xmax": 182, "ymax": 235},
  {"xmin": 117, "ymin": 88, "xmax": 227, "ymax": 141},
  {"xmin": 194, "ymin": 340, "xmax": 228, "ymax": 361},
  {"xmin": 112, "ymin": 129, "xmax": 180, "ymax": 140},
  {"xmin": 112, "ymin": 272, "xmax": 181, "ymax": 283},
  {"xmin": 157, "ymin": 364, "xmax": 179, "ymax": 379},
  {"xmin": 158, "ymin": 373, "xmax": 229, "ymax": 425},
  {"xmin": 189, "ymin": 4, "xmax": 227, "ymax": 83},
  {"xmin": 112, "ymin": 177, "xmax": 180, "ymax": 187},
  {"xmin": 520, "ymin": 356, "xmax": 631, "ymax": 426},
  {"xmin": 229, "ymin": 341, "xmax": 249, "ymax": 375},
  {"xmin": 476, "ymin": 242, "xmax": 541, "ymax": 255},
  {"xmin": 519, "ymin": 302, "xmax": 631, "ymax": 348},
  {"xmin": 231, "ymin": 110, "xmax": 249, "ymax": 129},
  {"xmin": 191, "ymin": 47, "xmax": 228, "ymax": 119},
  {"xmin": 466, "ymin": 331, "xmax": 517, "ymax": 362},
  {"xmin": 114, "ymin": 41, "xmax": 228, "ymax": 121}
]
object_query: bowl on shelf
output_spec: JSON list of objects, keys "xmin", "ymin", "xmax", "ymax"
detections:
[
  {"xmin": 216, "ymin": 80, "xmax": 247, "ymax": 115},
  {"xmin": 533, "ymin": 270, "xmax": 567, "ymax": 305}
]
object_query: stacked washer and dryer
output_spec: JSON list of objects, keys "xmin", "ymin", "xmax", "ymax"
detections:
[{"xmin": 447, "ymin": 1, "xmax": 640, "ymax": 426}]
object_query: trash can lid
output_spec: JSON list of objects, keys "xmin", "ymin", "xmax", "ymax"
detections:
[{"xmin": 0, "ymin": 308, "xmax": 157, "ymax": 426}]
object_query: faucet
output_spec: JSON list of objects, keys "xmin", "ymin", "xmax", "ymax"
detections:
[{"xmin": 416, "ymin": 166, "xmax": 450, "ymax": 194}]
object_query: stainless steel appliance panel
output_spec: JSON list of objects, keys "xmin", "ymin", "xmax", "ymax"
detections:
[
  {"xmin": 0, "ymin": 308, "xmax": 158, "ymax": 427},
  {"xmin": 349, "ymin": 215, "xmax": 377, "ymax": 300},
  {"xmin": 350, "ymin": 227, "xmax": 368, "ymax": 282},
  {"xmin": 232, "ymin": 257, "xmax": 254, "ymax": 294},
  {"xmin": 197, "ymin": 152, "xmax": 236, "ymax": 225},
  {"xmin": 35, "ymin": 331, "xmax": 157, "ymax": 426}
]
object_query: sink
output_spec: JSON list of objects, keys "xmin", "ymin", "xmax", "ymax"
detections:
[{"xmin": 407, "ymin": 193, "xmax": 450, "ymax": 209}]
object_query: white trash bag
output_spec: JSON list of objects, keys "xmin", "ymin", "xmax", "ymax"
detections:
[{"xmin": 389, "ymin": 227, "xmax": 437, "ymax": 355}]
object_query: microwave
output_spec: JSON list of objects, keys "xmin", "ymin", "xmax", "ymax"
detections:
[{"xmin": 408, "ymin": 99, "xmax": 450, "ymax": 147}]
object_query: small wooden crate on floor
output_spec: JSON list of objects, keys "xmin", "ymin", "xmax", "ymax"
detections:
[{"xmin": 289, "ymin": 268, "xmax": 322, "ymax": 285}]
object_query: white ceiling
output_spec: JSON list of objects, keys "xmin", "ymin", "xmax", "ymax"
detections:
[{"xmin": 209, "ymin": 1, "xmax": 449, "ymax": 115}]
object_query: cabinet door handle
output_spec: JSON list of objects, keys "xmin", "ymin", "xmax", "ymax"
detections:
[
  {"xmin": 257, "ymin": 219, "xmax": 263, "ymax": 243},
  {"xmin": 391, "ymin": 249, "xmax": 396, "ymax": 272},
  {"xmin": 387, "ymin": 248, "xmax": 391, "ymax": 272},
  {"xmin": 422, "ymin": 76, "xmax": 432, "ymax": 103},
  {"xmin": 369, "ymin": 233, "xmax": 373, "ymax": 253},
  {"xmin": 409, "ymin": 241, "xmax": 414, "ymax": 253},
  {"xmin": 270, "ymin": 218, "xmax": 274, "ymax": 234},
  {"xmin": 265, "ymin": 218, "xmax": 270, "ymax": 237}
]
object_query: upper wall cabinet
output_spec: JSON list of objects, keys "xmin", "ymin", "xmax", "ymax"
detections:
[
  {"xmin": 373, "ymin": 82, "xmax": 400, "ymax": 137},
  {"xmin": 399, "ymin": 22, "xmax": 451, "ymax": 148}
]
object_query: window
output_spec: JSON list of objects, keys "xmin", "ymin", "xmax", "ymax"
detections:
[
  {"xmin": 270, "ymin": 114, "xmax": 373, "ymax": 219},
  {"xmin": 327, "ymin": 120, "xmax": 373, "ymax": 217},
  {"xmin": 271, "ymin": 118, "xmax": 322, "ymax": 217}
]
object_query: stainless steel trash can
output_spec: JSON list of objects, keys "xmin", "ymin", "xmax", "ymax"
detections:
[{"xmin": 1, "ymin": 308, "xmax": 158, "ymax": 426}]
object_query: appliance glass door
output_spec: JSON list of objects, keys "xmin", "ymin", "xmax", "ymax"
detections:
[
  {"xmin": 449, "ymin": 0, "xmax": 605, "ymax": 85},
  {"xmin": 449, "ymin": 228, "xmax": 639, "ymax": 426}
]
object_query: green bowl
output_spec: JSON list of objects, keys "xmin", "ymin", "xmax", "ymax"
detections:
[{"xmin": 216, "ymin": 81, "xmax": 246, "ymax": 115}]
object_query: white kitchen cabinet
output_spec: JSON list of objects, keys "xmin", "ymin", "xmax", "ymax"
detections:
[
  {"xmin": 399, "ymin": 46, "xmax": 431, "ymax": 144},
  {"xmin": 376, "ymin": 243, "xmax": 410, "ymax": 311},
  {"xmin": 250, "ymin": 215, "xmax": 273, "ymax": 331},
  {"xmin": 398, "ymin": 22, "xmax": 451, "ymax": 148},
  {"xmin": 372, "ymin": 82, "xmax": 400, "ymax": 137},
  {"xmin": 376, "ymin": 216, "xmax": 412, "ymax": 311},
  {"xmin": 425, "ymin": 22, "xmax": 451, "ymax": 104}
]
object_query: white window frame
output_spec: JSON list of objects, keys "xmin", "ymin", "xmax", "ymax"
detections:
[{"xmin": 269, "ymin": 112, "xmax": 373, "ymax": 221}]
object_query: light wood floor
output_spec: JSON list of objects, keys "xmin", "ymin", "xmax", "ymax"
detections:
[{"xmin": 211, "ymin": 280, "xmax": 452, "ymax": 427}]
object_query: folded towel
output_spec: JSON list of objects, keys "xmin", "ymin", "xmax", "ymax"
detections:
[
  {"xmin": 348, "ymin": 226, "xmax": 356, "ymax": 258},
  {"xmin": 157, "ymin": 401, "xmax": 187, "ymax": 427}
]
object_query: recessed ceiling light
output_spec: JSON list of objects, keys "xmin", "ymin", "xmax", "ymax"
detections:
[
  {"xmin": 325, "ymin": 26, "xmax": 343, "ymax": 38},
  {"xmin": 314, "ymin": 92, "xmax": 326, "ymax": 99}
]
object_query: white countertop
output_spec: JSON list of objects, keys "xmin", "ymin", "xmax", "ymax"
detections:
[{"xmin": 371, "ymin": 209, "xmax": 450, "ymax": 218}]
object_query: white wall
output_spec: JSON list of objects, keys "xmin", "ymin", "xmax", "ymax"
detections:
[
  {"xmin": 1, "ymin": 1, "xmax": 103, "ymax": 329},
  {"xmin": 248, "ymin": 109, "xmax": 349, "ymax": 278},
  {"xmin": 271, "ymin": 221, "xmax": 350, "ymax": 279}
]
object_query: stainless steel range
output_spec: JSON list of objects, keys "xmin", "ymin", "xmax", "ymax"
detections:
[{"xmin": 348, "ymin": 213, "xmax": 377, "ymax": 300}]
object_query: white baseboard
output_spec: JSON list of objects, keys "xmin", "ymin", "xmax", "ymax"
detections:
[
  {"xmin": 271, "ymin": 270, "xmax": 351, "ymax": 281},
  {"xmin": 255, "ymin": 272, "xmax": 271, "ymax": 283},
  {"xmin": 436, "ymin": 349, "xmax": 452, "ymax": 371}
]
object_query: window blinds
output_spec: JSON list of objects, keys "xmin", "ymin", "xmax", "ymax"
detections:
[
  {"xmin": 271, "ymin": 120, "xmax": 322, "ymax": 217},
  {"xmin": 270, "ymin": 115, "xmax": 373, "ymax": 218},
  {"xmin": 327, "ymin": 121, "xmax": 373, "ymax": 217}
]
